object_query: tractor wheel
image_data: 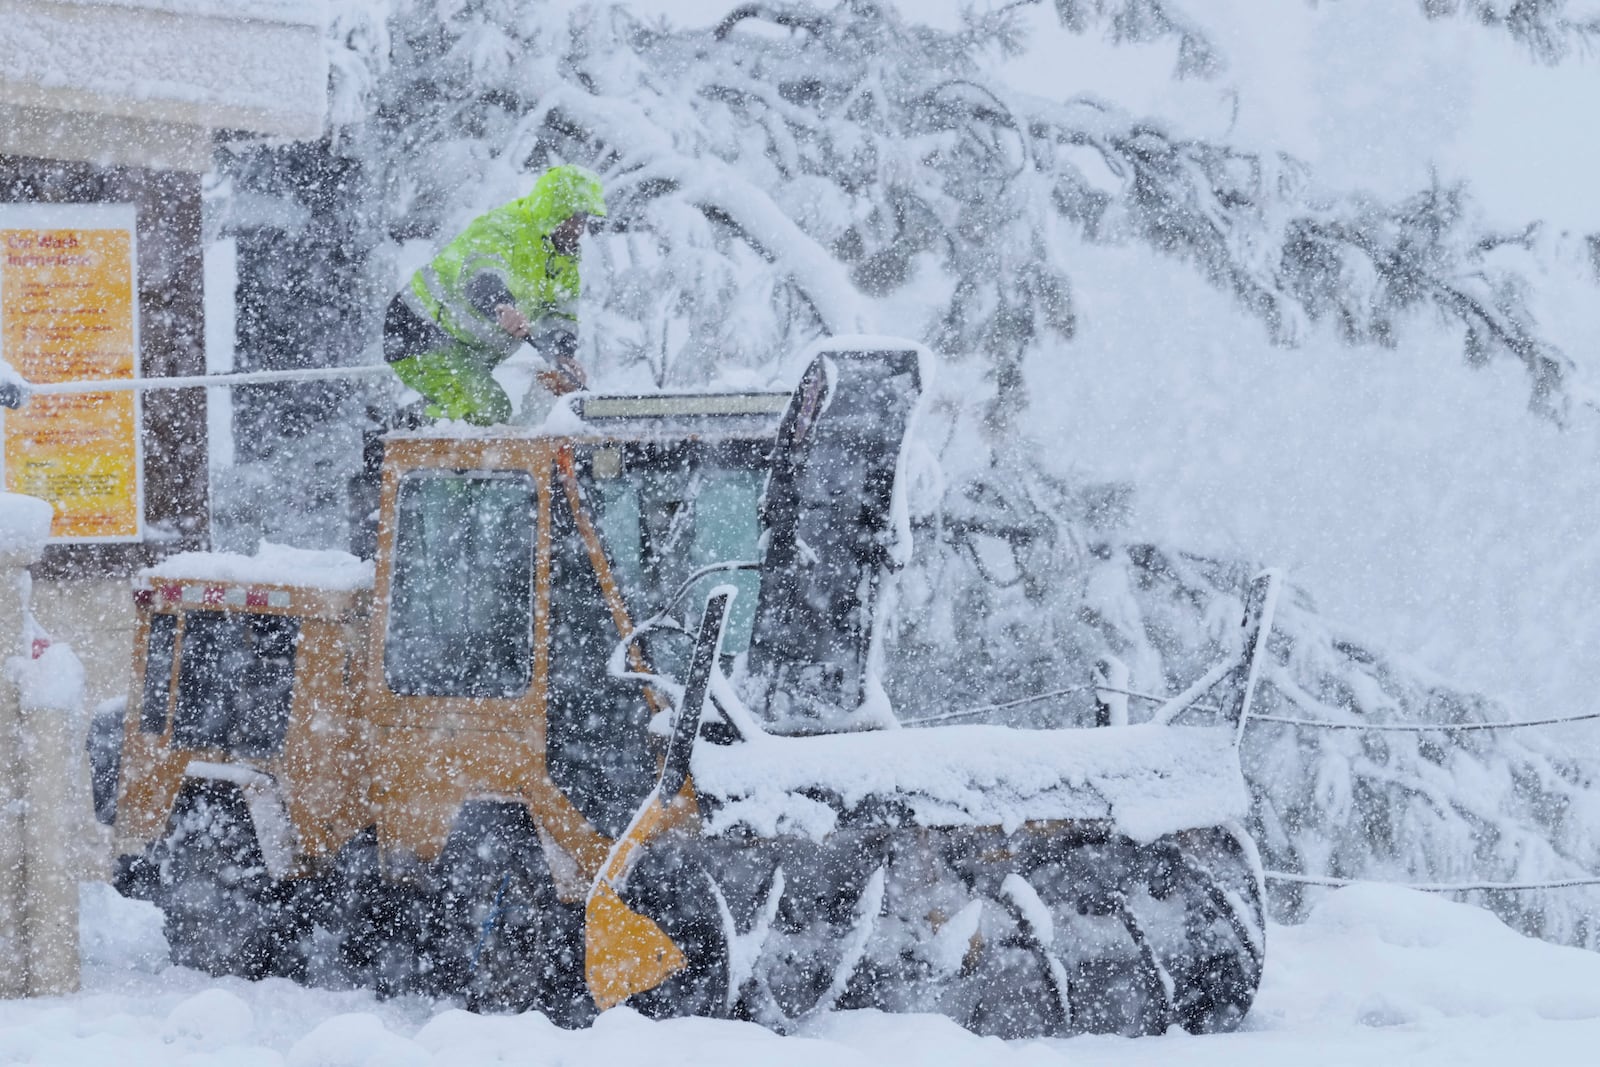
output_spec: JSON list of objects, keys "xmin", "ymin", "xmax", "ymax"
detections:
[
  {"xmin": 156, "ymin": 784, "xmax": 287, "ymax": 978},
  {"xmin": 309, "ymin": 827, "xmax": 408, "ymax": 993},
  {"xmin": 464, "ymin": 864, "xmax": 573, "ymax": 1019},
  {"xmin": 431, "ymin": 803, "xmax": 580, "ymax": 1022},
  {"xmin": 1017, "ymin": 827, "xmax": 1263, "ymax": 1037},
  {"xmin": 618, "ymin": 845, "xmax": 735, "ymax": 1022}
]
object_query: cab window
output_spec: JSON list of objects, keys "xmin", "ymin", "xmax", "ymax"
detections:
[
  {"xmin": 172, "ymin": 611, "xmax": 300, "ymax": 757},
  {"xmin": 580, "ymin": 445, "xmax": 763, "ymax": 679},
  {"xmin": 385, "ymin": 470, "xmax": 535, "ymax": 698}
]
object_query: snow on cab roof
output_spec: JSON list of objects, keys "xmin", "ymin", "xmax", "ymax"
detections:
[
  {"xmin": 387, "ymin": 389, "xmax": 793, "ymax": 442},
  {"xmin": 142, "ymin": 541, "xmax": 373, "ymax": 591}
]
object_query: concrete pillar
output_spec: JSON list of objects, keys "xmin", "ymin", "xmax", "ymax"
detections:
[
  {"xmin": 29, "ymin": 578, "xmax": 133, "ymax": 724},
  {"xmin": 17, "ymin": 640, "xmax": 83, "ymax": 994},
  {"xmin": 0, "ymin": 559, "xmax": 28, "ymax": 998},
  {"xmin": 0, "ymin": 494, "xmax": 80, "ymax": 995}
]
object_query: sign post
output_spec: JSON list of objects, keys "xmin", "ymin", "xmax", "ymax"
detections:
[{"xmin": 0, "ymin": 205, "xmax": 142, "ymax": 542}]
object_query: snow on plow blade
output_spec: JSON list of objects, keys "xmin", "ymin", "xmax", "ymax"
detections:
[{"xmin": 693, "ymin": 722, "xmax": 1250, "ymax": 840}]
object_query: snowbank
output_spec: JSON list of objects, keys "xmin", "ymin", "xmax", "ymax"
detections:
[
  {"xmin": 11, "ymin": 641, "xmax": 84, "ymax": 713},
  {"xmin": 692, "ymin": 723, "xmax": 1249, "ymax": 842},
  {"xmin": 143, "ymin": 541, "xmax": 374, "ymax": 592},
  {"xmin": 1262, "ymin": 883, "xmax": 1600, "ymax": 1028},
  {"xmin": 14, "ymin": 881, "xmax": 1598, "ymax": 1065},
  {"xmin": 0, "ymin": 494, "xmax": 52, "ymax": 557}
]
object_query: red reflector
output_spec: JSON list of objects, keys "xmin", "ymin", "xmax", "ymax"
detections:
[
  {"xmin": 246, "ymin": 590, "xmax": 268, "ymax": 607},
  {"xmin": 161, "ymin": 585, "xmax": 182, "ymax": 603},
  {"xmin": 133, "ymin": 589, "xmax": 153, "ymax": 607},
  {"xmin": 30, "ymin": 638, "xmax": 48, "ymax": 660},
  {"xmin": 202, "ymin": 586, "xmax": 225, "ymax": 606}
]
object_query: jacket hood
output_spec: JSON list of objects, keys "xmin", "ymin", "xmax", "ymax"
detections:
[{"xmin": 520, "ymin": 164, "xmax": 607, "ymax": 233}]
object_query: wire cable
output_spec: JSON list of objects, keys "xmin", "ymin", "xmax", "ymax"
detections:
[
  {"xmin": 1247, "ymin": 710, "xmax": 1600, "ymax": 732},
  {"xmin": 1265, "ymin": 870, "xmax": 1600, "ymax": 892},
  {"xmin": 900, "ymin": 684, "xmax": 1092, "ymax": 725},
  {"xmin": 902, "ymin": 680, "xmax": 1600, "ymax": 734}
]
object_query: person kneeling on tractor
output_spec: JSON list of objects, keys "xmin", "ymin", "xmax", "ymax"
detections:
[{"xmin": 382, "ymin": 164, "xmax": 606, "ymax": 425}]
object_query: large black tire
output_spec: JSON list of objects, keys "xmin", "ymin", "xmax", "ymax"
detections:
[
  {"xmin": 156, "ymin": 784, "xmax": 291, "ymax": 978},
  {"xmin": 617, "ymin": 842, "xmax": 735, "ymax": 1022},
  {"xmin": 298, "ymin": 827, "xmax": 400, "ymax": 992},
  {"xmin": 429, "ymin": 802, "xmax": 584, "ymax": 1024},
  {"xmin": 1017, "ymin": 827, "xmax": 1264, "ymax": 1037}
]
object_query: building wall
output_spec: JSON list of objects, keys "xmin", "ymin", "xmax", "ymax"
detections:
[{"xmin": 0, "ymin": 0, "xmax": 327, "ymax": 884}]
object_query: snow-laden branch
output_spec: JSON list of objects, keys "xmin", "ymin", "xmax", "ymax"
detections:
[{"xmin": 1422, "ymin": 0, "xmax": 1600, "ymax": 62}]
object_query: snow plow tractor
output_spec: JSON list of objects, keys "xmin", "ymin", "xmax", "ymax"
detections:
[{"xmin": 109, "ymin": 339, "xmax": 1277, "ymax": 1038}]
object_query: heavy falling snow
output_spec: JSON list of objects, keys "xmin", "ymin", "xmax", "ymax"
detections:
[{"xmin": 2, "ymin": 0, "xmax": 1600, "ymax": 1062}]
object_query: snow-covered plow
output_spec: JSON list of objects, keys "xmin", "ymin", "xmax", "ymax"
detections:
[
  {"xmin": 589, "ymin": 576, "xmax": 1275, "ymax": 1036},
  {"xmin": 587, "ymin": 341, "xmax": 1277, "ymax": 1037},
  {"xmin": 107, "ymin": 338, "xmax": 1277, "ymax": 1038}
]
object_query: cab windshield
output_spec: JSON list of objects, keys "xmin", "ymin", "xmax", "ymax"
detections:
[
  {"xmin": 537, "ymin": 439, "xmax": 763, "ymax": 837},
  {"xmin": 573, "ymin": 440, "xmax": 765, "ymax": 678}
]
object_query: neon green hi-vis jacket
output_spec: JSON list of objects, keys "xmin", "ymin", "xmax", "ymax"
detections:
[{"xmin": 392, "ymin": 164, "xmax": 607, "ymax": 425}]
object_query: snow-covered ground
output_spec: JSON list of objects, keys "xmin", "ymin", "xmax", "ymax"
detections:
[{"xmin": 17, "ymin": 881, "xmax": 1597, "ymax": 1066}]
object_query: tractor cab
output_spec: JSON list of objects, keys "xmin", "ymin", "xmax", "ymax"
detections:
[
  {"xmin": 109, "ymin": 389, "xmax": 790, "ymax": 981},
  {"xmin": 366, "ymin": 393, "xmax": 788, "ymax": 888}
]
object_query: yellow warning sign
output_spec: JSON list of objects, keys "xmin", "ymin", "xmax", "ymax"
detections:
[{"xmin": 0, "ymin": 205, "xmax": 142, "ymax": 541}]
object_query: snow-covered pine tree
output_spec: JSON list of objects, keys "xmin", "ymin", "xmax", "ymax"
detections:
[
  {"xmin": 334, "ymin": 0, "xmax": 1575, "ymax": 415},
  {"xmin": 1052, "ymin": 0, "xmax": 1600, "ymax": 66},
  {"xmin": 299, "ymin": 0, "xmax": 1600, "ymax": 942}
]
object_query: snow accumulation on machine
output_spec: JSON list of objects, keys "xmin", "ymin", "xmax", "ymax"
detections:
[{"xmin": 106, "ymin": 338, "xmax": 1279, "ymax": 1038}]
